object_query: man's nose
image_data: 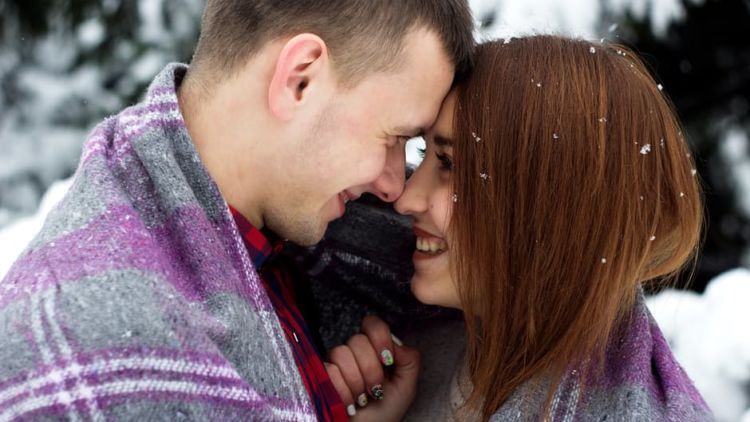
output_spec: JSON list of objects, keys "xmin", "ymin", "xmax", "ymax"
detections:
[{"xmin": 370, "ymin": 143, "xmax": 406, "ymax": 202}]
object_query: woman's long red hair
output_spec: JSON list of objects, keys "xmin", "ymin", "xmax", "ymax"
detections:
[{"xmin": 450, "ymin": 36, "xmax": 703, "ymax": 419}]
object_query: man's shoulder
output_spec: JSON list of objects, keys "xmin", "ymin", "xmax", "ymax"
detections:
[
  {"xmin": 0, "ymin": 265, "xmax": 289, "ymax": 421},
  {"xmin": 0, "ymin": 267, "xmax": 209, "ymax": 380}
]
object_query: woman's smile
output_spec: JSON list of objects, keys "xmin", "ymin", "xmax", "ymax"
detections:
[{"xmin": 413, "ymin": 226, "xmax": 448, "ymax": 259}]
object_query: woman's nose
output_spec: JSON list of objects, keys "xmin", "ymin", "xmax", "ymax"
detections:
[{"xmin": 394, "ymin": 165, "xmax": 429, "ymax": 216}]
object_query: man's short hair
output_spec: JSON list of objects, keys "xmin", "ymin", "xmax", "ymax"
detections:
[{"xmin": 189, "ymin": 0, "xmax": 474, "ymax": 87}]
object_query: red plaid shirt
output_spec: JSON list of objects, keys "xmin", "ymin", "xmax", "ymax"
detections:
[{"xmin": 229, "ymin": 206, "xmax": 348, "ymax": 421}]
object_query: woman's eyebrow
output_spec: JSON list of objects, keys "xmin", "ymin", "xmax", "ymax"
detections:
[{"xmin": 433, "ymin": 135, "xmax": 453, "ymax": 147}]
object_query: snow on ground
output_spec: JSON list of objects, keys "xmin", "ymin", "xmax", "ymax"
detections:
[
  {"xmin": 648, "ymin": 269, "xmax": 750, "ymax": 421},
  {"xmin": 0, "ymin": 177, "xmax": 72, "ymax": 278}
]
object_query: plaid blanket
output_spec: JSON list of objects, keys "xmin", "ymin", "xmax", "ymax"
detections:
[{"xmin": 0, "ymin": 64, "xmax": 316, "ymax": 421}]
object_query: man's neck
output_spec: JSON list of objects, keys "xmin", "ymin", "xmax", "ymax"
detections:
[{"xmin": 177, "ymin": 74, "xmax": 271, "ymax": 229}]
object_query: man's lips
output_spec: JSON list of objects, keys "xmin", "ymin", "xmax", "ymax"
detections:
[{"xmin": 337, "ymin": 191, "xmax": 360, "ymax": 216}]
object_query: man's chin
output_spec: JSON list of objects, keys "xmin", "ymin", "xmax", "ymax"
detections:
[
  {"xmin": 276, "ymin": 221, "xmax": 328, "ymax": 246},
  {"xmin": 290, "ymin": 233, "xmax": 325, "ymax": 247}
]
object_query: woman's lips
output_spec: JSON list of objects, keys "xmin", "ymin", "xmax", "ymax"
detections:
[{"xmin": 413, "ymin": 226, "xmax": 448, "ymax": 258}]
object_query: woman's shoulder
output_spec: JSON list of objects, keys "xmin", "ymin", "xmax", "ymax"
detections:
[{"xmin": 489, "ymin": 295, "xmax": 714, "ymax": 421}]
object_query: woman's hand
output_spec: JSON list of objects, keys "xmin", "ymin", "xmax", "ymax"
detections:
[{"xmin": 325, "ymin": 315, "xmax": 420, "ymax": 421}]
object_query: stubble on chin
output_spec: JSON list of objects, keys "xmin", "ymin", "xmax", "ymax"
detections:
[{"xmin": 264, "ymin": 209, "xmax": 326, "ymax": 246}]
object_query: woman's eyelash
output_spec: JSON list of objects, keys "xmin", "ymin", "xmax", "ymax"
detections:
[
  {"xmin": 436, "ymin": 152, "xmax": 453, "ymax": 171},
  {"xmin": 416, "ymin": 146, "xmax": 452, "ymax": 171}
]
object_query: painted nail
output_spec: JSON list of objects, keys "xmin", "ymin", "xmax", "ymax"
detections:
[
  {"xmin": 391, "ymin": 334, "xmax": 403, "ymax": 347},
  {"xmin": 346, "ymin": 404, "xmax": 357, "ymax": 417},
  {"xmin": 380, "ymin": 349, "xmax": 394, "ymax": 366},
  {"xmin": 357, "ymin": 393, "xmax": 368, "ymax": 407},
  {"xmin": 371, "ymin": 384, "xmax": 384, "ymax": 401}
]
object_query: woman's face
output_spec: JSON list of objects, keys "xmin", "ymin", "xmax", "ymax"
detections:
[{"xmin": 395, "ymin": 91, "xmax": 461, "ymax": 310}]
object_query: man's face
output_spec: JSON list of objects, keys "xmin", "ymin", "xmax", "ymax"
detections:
[{"xmin": 266, "ymin": 28, "xmax": 455, "ymax": 245}]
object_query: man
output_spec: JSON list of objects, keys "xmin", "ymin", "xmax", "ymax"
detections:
[{"xmin": 0, "ymin": 0, "xmax": 473, "ymax": 420}]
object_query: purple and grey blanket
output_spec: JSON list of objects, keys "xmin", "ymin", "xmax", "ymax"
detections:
[
  {"xmin": 485, "ymin": 294, "xmax": 714, "ymax": 420},
  {"xmin": 0, "ymin": 64, "xmax": 316, "ymax": 421}
]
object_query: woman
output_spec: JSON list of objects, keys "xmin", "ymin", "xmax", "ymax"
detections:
[{"xmin": 326, "ymin": 36, "xmax": 712, "ymax": 421}]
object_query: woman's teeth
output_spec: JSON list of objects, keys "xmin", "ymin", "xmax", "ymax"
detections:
[{"xmin": 416, "ymin": 237, "xmax": 447, "ymax": 254}]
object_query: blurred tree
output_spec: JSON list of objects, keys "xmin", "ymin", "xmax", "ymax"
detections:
[{"xmin": 0, "ymin": 0, "xmax": 202, "ymax": 225}]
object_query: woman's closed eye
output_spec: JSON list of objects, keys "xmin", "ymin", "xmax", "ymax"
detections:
[
  {"xmin": 417, "ymin": 147, "xmax": 453, "ymax": 172},
  {"xmin": 436, "ymin": 152, "xmax": 453, "ymax": 171}
]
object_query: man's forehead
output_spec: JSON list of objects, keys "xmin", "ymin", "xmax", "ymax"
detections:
[{"xmin": 392, "ymin": 98, "xmax": 446, "ymax": 135}]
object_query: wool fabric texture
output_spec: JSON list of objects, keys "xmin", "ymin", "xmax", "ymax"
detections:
[{"xmin": 0, "ymin": 64, "xmax": 316, "ymax": 421}]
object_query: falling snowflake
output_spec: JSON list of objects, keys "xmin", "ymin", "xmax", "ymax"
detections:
[
  {"xmin": 608, "ymin": 23, "xmax": 619, "ymax": 32},
  {"xmin": 601, "ymin": 258, "xmax": 607, "ymax": 264},
  {"xmin": 553, "ymin": 133, "xmax": 560, "ymax": 140},
  {"xmin": 452, "ymin": 193, "xmax": 458, "ymax": 203},
  {"xmin": 598, "ymin": 117, "xmax": 607, "ymax": 123},
  {"xmin": 660, "ymin": 138, "xmax": 665, "ymax": 147},
  {"xmin": 472, "ymin": 131, "xmax": 482, "ymax": 143},
  {"xmin": 640, "ymin": 144, "xmax": 652, "ymax": 155},
  {"xmin": 480, "ymin": 172, "xmax": 491, "ymax": 181},
  {"xmin": 680, "ymin": 192, "xmax": 685, "ymax": 197},
  {"xmin": 590, "ymin": 46, "xmax": 596, "ymax": 54},
  {"xmin": 649, "ymin": 236, "xmax": 657, "ymax": 241},
  {"xmin": 657, "ymin": 84, "xmax": 664, "ymax": 91},
  {"xmin": 691, "ymin": 169, "xmax": 698, "ymax": 176}
]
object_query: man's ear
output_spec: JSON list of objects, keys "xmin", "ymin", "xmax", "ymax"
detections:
[{"xmin": 268, "ymin": 34, "xmax": 329, "ymax": 121}]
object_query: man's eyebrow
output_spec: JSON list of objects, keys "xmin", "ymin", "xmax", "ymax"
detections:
[
  {"xmin": 433, "ymin": 135, "xmax": 453, "ymax": 147},
  {"xmin": 394, "ymin": 126, "xmax": 427, "ymax": 138}
]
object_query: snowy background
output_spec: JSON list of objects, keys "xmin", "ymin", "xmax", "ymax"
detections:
[{"xmin": 1, "ymin": 0, "xmax": 749, "ymax": 420}]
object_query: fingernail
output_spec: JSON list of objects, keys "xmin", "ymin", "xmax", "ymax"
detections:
[
  {"xmin": 357, "ymin": 393, "xmax": 368, "ymax": 407},
  {"xmin": 380, "ymin": 349, "xmax": 394, "ymax": 366},
  {"xmin": 347, "ymin": 404, "xmax": 357, "ymax": 416},
  {"xmin": 370, "ymin": 384, "xmax": 384, "ymax": 401},
  {"xmin": 391, "ymin": 334, "xmax": 404, "ymax": 347}
]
